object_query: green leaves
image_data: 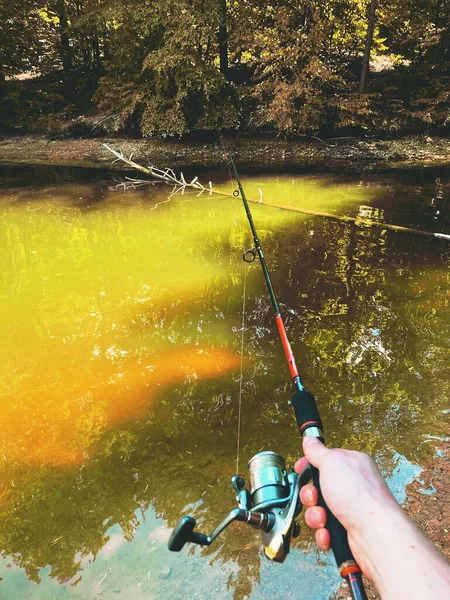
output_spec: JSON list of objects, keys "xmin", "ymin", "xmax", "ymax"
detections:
[{"xmin": 1, "ymin": 0, "xmax": 449, "ymax": 135}]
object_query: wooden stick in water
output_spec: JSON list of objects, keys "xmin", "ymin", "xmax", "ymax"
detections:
[{"xmin": 103, "ymin": 143, "xmax": 450, "ymax": 242}]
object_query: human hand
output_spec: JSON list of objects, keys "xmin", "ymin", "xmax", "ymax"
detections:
[
  {"xmin": 295, "ymin": 437, "xmax": 450, "ymax": 598},
  {"xmin": 294, "ymin": 436, "xmax": 400, "ymax": 579}
]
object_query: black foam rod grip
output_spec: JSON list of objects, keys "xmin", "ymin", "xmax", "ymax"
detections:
[
  {"xmin": 291, "ymin": 390, "xmax": 361, "ymax": 573},
  {"xmin": 310, "ymin": 464, "xmax": 356, "ymax": 569},
  {"xmin": 291, "ymin": 389, "xmax": 323, "ymax": 433}
]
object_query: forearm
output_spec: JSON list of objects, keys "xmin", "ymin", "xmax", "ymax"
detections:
[
  {"xmin": 354, "ymin": 504, "xmax": 450, "ymax": 600},
  {"xmin": 297, "ymin": 439, "xmax": 450, "ymax": 598}
]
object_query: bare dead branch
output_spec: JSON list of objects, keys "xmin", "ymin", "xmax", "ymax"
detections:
[
  {"xmin": 103, "ymin": 143, "xmax": 211, "ymax": 195},
  {"xmin": 102, "ymin": 143, "xmax": 449, "ymax": 240}
]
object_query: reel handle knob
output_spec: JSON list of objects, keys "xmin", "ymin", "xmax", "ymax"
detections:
[
  {"xmin": 168, "ymin": 516, "xmax": 210, "ymax": 551},
  {"xmin": 231, "ymin": 475, "xmax": 245, "ymax": 493}
]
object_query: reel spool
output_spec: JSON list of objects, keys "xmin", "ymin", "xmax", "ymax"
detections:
[{"xmin": 168, "ymin": 451, "xmax": 310, "ymax": 562}]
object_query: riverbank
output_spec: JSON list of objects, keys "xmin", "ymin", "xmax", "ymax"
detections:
[
  {"xmin": 406, "ymin": 440, "xmax": 450, "ymax": 561},
  {"xmin": 0, "ymin": 134, "xmax": 450, "ymax": 171}
]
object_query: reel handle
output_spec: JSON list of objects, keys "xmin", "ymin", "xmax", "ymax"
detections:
[
  {"xmin": 291, "ymin": 390, "xmax": 367, "ymax": 600},
  {"xmin": 168, "ymin": 516, "xmax": 210, "ymax": 551},
  {"xmin": 168, "ymin": 508, "xmax": 275, "ymax": 554}
]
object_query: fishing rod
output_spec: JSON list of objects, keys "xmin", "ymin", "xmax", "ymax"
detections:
[{"xmin": 168, "ymin": 155, "xmax": 367, "ymax": 599}]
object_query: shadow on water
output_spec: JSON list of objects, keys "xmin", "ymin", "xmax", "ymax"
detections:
[{"xmin": 0, "ymin": 163, "xmax": 449, "ymax": 599}]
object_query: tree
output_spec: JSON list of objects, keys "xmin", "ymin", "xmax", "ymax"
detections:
[
  {"xmin": 1, "ymin": 0, "xmax": 449, "ymax": 135},
  {"xmin": 95, "ymin": 0, "xmax": 239, "ymax": 135},
  {"xmin": 53, "ymin": 0, "xmax": 72, "ymax": 71},
  {"xmin": 242, "ymin": 0, "xmax": 368, "ymax": 133},
  {"xmin": 359, "ymin": 0, "xmax": 377, "ymax": 93},
  {"xmin": 218, "ymin": 0, "xmax": 229, "ymax": 75},
  {"xmin": 0, "ymin": 1, "xmax": 48, "ymax": 78}
]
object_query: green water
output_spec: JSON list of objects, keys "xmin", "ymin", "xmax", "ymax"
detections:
[{"xmin": 0, "ymin": 164, "xmax": 449, "ymax": 599}]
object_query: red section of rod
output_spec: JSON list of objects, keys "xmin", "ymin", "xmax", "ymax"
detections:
[{"xmin": 275, "ymin": 314, "xmax": 299, "ymax": 379}]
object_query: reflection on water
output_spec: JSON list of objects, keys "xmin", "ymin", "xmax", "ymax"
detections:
[{"xmin": 0, "ymin": 164, "xmax": 449, "ymax": 599}]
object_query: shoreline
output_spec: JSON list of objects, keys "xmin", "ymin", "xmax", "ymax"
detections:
[{"xmin": 1, "ymin": 134, "xmax": 450, "ymax": 171}]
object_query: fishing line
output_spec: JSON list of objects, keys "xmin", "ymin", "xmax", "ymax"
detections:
[
  {"xmin": 218, "ymin": 131, "xmax": 236, "ymax": 192},
  {"xmin": 235, "ymin": 260, "xmax": 247, "ymax": 476},
  {"xmin": 222, "ymin": 128, "xmax": 247, "ymax": 476}
]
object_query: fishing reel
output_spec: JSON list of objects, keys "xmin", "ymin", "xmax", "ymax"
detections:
[{"xmin": 168, "ymin": 451, "xmax": 311, "ymax": 562}]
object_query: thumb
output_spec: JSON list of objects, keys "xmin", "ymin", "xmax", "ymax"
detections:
[{"xmin": 302, "ymin": 436, "xmax": 329, "ymax": 468}]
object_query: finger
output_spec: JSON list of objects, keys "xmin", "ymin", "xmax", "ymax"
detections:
[
  {"xmin": 294, "ymin": 456, "xmax": 308, "ymax": 474},
  {"xmin": 302, "ymin": 436, "xmax": 330, "ymax": 468},
  {"xmin": 305, "ymin": 506, "xmax": 327, "ymax": 529},
  {"xmin": 300, "ymin": 483, "xmax": 318, "ymax": 507},
  {"xmin": 315, "ymin": 528, "xmax": 331, "ymax": 552}
]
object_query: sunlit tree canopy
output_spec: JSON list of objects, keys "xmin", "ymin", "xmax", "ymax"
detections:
[{"xmin": 0, "ymin": 0, "xmax": 449, "ymax": 135}]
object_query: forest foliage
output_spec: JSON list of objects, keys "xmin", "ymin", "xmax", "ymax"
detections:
[{"xmin": 0, "ymin": 0, "xmax": 449, "ymax": 136}]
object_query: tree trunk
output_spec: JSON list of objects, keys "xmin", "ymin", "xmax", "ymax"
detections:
[
  {"xmin": 218, "ymin": 0, "xmax": 228, "ymax": 76},
  {"xmin": 55, "ymin": 0, "xmax": 72, "ymax": 71},
  {"xmin": 359, "ymin": 0, "xmax": 377, "ymax": 94},
  {"xmin": 103, "ymin": 24, "xmax": 111, "ymax": 61},
  {"xmin": 93, "ymin": 35, "xmax": 101, "ymax": 69},
  {"xmin": 0, "ymin": 71, "xmax": 6, "ymax": 100}
]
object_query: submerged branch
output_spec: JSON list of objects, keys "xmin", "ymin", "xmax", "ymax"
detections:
[
  {"xmin": 103, "ymin": 144, "xmax": 209, "ymax": 194},
  {"xmin": 108, "ymin": 176, "xmax": 161, "ymax": 191},
  {"xmin": 103, "ymin": 144, "xmax": 450, "ymax": 241}
]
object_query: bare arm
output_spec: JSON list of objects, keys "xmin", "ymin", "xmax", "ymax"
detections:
[{"xmin": 295, "ymin": 436, "xmax": 450, "ymax": 600}]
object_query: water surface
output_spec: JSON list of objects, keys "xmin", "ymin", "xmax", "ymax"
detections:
[{"xmin": 0, "ymin": 164, "xmax": 449, "ymax": 599}]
